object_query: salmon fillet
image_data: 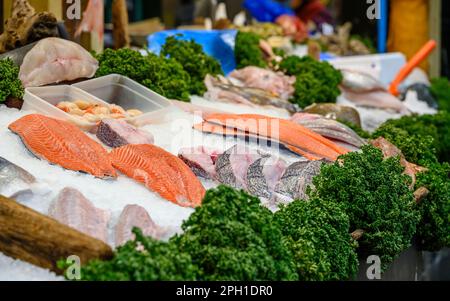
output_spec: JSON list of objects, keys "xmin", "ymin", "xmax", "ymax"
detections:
[
  {"xmin": 109, "ymin": 144, "xmax": 206, "ymax": 208},
  {"xmin": 206, "ymin": 113, "xmax": 349, "ymax": 156},
  {"xmin": 193, "ymin": 122, "xmax": 323, "ymax": 161},
  {"xmin": 8, "ymin": 114, "xmax": 117, "ymax": 178},
  {"xmin": 195, "ymin": 113, "xmax": 348, "ymax": 161}
]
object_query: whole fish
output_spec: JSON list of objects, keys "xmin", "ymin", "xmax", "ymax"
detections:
[
  {"xmin": 303, "ymin": 103, "xmax": 362, "ymax": 127},
  {"xmin": 340, "ymin": 69, "xmax": 386, "ymax": 93},
  {"xmin": 342, "ymin": 90, "xmax": 410, "ymax": 114},
  {"xmin": 204, "ymin": 75, "xmax": 298, "ymax": 113},
  {"xmin": 0, "ymin": 156, "xmax": 36, "ymax": 199}
]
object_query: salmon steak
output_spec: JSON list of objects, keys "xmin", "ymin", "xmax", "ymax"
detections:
[
  {"xmin": 195, "ymin": 113, "xmax": 349, "ymax": 161},
  {"xmin": 109, "ymin": 144, "xmax": 206, "ymax": 208},
  {"xmin": 8, "ymin": 114, "xmax": 117, "ymax": 178}
]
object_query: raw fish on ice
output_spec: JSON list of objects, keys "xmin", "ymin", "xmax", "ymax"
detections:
[
  {"xmin": 246, "ymin": 155, "xmax": 287, "ymax": 199},
  {"xmin": 48, "ymin": 187, "xmax": 110, "ymax": 243},
  {"xmin": 19, "ymin": 37, "xmax": 99, "ymax": 87},
  {"xmin": 96, "ymin": 119, "xmax": 154, "ymax": 148},
  {"xmin": 178, "ymin": 146, "xmax": 220, "ymax": 180},
  {"xmin": 9, "ymin": 114, "xmax": 117, "ymax": 179},
  {"xmin": 115, "ymin": 204, "xmax": 165, "ymax": 247},
  {"xmin": 0, "ymin": 156, "xmax": 36, "ymax": 199}
]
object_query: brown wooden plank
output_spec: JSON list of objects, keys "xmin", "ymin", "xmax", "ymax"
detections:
[{"xmin": 0, "ymin": 195, "xmax": 113, "ymax": 274}]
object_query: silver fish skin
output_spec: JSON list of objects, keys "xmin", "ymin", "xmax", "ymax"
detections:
[
  {"xmin": 0, "ymin": 156, "xmax": 36, "ymax": 198},
  {"xmin": 246, "ymin": 155, "xmax": 287, "ymax": 199},
  {"xmin": 291, "ymin": 114, "xmax": 366, "ymax": 148},
  {"xmin": 340, "ymin": 69, "xmax": 386, "ymax": 93},
  {"xmin": 204, "ymin": 75, "xmax": 298, "ymax": 113}
]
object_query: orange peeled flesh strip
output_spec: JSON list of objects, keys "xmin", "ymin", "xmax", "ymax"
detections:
[
  {"xmin": 109, "ymin": 144, "xmax": 205, "ymax": 208},
  {"xmin": 203, "ymin": 114, "xmax": 343, "ymax": 161}
]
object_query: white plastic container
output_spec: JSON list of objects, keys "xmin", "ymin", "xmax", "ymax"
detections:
[
  {"xmin": 73, "ymin": 74, "xmax": 175, "ymax": 126},
  {"xmin": 22, "ymin": 85, "xmax": 110, "ymax": 131},
  {"xmin": 327, "ymin": 52, "xmax": 407, "ymax": 86}
]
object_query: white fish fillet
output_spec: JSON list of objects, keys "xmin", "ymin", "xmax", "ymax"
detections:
[
  {"xmin": 114, "ymin": 204, "xmax": 164, "ymax": 247},
  {"xmin": 19, "ymin": 38, "xmax": 99, "ymax": 87},
  {"xmin": 48, "ymin": 187, "xmax": 110, "ymax": 243}
]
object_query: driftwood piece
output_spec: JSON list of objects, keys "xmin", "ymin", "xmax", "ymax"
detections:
[
  {"xmin": 414, "ymin": 187, "xmax": 430, "ymax": 204},
  {"xmin": 0, "ymin": 0, "xmax": 59, "ymax": 54},
  {"xmin": 112, "ymin": 0, "xmax": 130, "ymax": 49},
  {"xmin": 0, "ymin": 195, "xmax": 113, "ymax": 274}
]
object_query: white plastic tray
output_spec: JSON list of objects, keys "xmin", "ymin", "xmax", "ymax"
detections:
[
  {"xmin": 22, "ymin": 85, "xmax": 110, "ymax": 131},
  {"xmin": 73, "ymin": 74, "xmax": 176, "ymax": 127}
]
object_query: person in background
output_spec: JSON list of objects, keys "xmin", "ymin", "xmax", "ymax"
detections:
[{"xmin": 290, "ymin": 0, "xmax": 334, "ymax": 29}]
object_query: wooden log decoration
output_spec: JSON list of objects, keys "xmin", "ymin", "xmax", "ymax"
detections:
[
  {"xmin": 0, "ymin": 195, "xmax": 113, "ymax": 274},
  {"xmin": 112, "ymin": 0, "xmax": 130, "ymax": 49}
]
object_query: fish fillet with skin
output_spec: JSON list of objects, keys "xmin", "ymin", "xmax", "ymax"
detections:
[
  {"xmin": 97, "ymin": 119, "xmax": 154, "ymax": 148},
  {"xmin": 215, "ymin": 145, "xmax": 263, "ymax": 189},
  {"xmin": 201, "ymin": 113, "xmax": 348, "ymax": 161},
  {"xmin": 8, "ymin": 114, "xmax": 117, "ymax": 179},
  {"xmin": 178, "ymin": 146, "xmax": 221, "ymax": 180},
  {"xmin": 246, "ymin": 155, "xmax": 287, "ymax": 199},
  {"xmin": 115, "ymin": 204, "xmax": 165, "ymax": 247},
  {"xmin": 19, "ymin": 37, "xmax": 99, "ymax": 87},
  {"xmin": 49, "ymin": 187, "xmax": 110, "ymax": 243},
  {"xmin": 341, "ymin": 90, "xmax": 409, "ymax": 114},
  {"xmin": 109, "ymin": 144, "xmax": 206, "ymax": 208}
]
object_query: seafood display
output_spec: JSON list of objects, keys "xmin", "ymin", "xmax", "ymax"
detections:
[
  {"xmin": 115, "ymin": 205, "xmax": 165, "ymax": 247},
  {"xmin": 303, "ymin": 103, "xmax": 362, "ymax": 127},
  {"xmin": 341, "ymin": 89, "xmax": 410, "ymax": 114},
  {"xmin": 56, "ymin": 100, "xmax": 143, "ymax": 123},
  {"xmin": 370, "ymin": 137, "xmax": 427, "ymax": 188},
  {"xmin": 246, "ymin": 155, "xmax": 287, "ymax": 199},
  {"xmin": 229, "ymin": 66, "xmax": 295, "ymax": 100},
  {"xmin": 8, "ymin": 114, "xmax": 117, "ymax": 179},
  {"xmin": 96, "ymin": 119, "xmax": 154, "ymax": 148},
  {"xmin": 48, "ymin": 187, "xmax": 110, "ymax": 243},
  {"xmin": 178, "ymin": 146, "xmax": 220, "ymax": 180},
  {"xmin": 215, "ymin": 145, "xmax": 263, "ymax": 189},
  {"xmin": 290, "ymin": 113, "xmax": 366, "ymax": 149},
  {"xmin": 340, "ymin": 69, "xmax": 386, "ymax": 93},
  {"xmin": 195, "ymin": 113, "xmax": 349, "ymax": 161},
  {"xmin": 0, "ymin": 156, "xmax": 36, "ymax": 199},
  {"xmin": 109, "ymin": 144, "xmax": 206, "ymax": 208},
  {"xmin": 19, "ymin": 38, "xmax": 99, "ymax": 87},
  {"xmin": 204, "ymin": 75, "xmax": 298, "ymax": 113},
  {"xmin": 273, "ymin": 160, "xmax": 327, "ymax": 204}
]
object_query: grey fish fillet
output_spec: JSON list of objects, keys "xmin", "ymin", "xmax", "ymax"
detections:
[
  {"xmin": 247, "ymin": 155, "xmax": 287, "ymax": 199},
  {"xmin": 48, "ymin": 187, "xmax": 110, "ymax": 243},
  {"xmin": 274, "ymin": 160, "xmax": 328, "ymax": 202},
  {"xmin": 96, "ymin": 119, "xmax": 154, "ymax": 148},
  {"xmin": 0, "ymin": 156, "xmax": 36, "ymax": 198},
  {"xmin": 115, "ymin": 204, "xmax": 165, "ymax": 247},
  {"xmin": 215, "ymin": 145, "xmax": 263, "ymax": 189}
]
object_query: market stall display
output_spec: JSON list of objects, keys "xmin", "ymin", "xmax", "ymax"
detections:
[{"xmin": 0, "ymin": 0, "xmax": 448, "ymax": 282}]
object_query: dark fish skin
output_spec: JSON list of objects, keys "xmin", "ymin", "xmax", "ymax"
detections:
[
  {"xmin": 274, "ymin": 160, "xmax": 328, "ymax": 201},
  {"xmin": 215, "ymin": 145, "xmax": 262, "ymax": 189},
  {"xmin": 247, "ymin": 156, "xmax": 287, "ymax": 199}
]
